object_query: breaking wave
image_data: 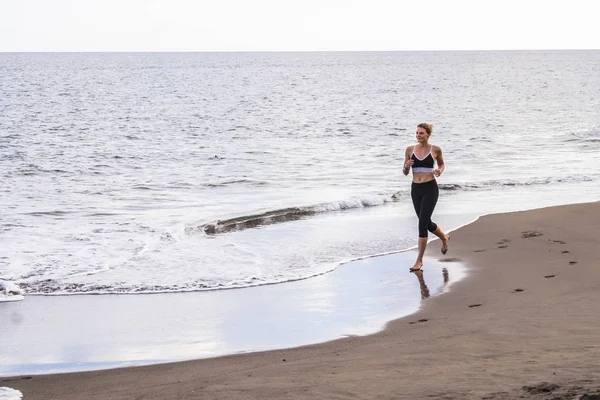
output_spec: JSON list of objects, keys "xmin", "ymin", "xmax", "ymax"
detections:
[
  {"xmin": 199, "ymin": 193, "xmax": 402, "ymax": 235},
  {"xmin": 200, "ymin": 173, "xmax": 597, "ymax": 235}
]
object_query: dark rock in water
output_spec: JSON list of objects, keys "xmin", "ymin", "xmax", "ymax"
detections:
[
  {"xmin": 201, "ymin": 208, "xmax": 314, "ymax": 235},
  {"xmin": 203, "ymin": 224, "xmax": 217, "ymax": 234},
  {"xmin": 391, "ymin": 191, "xmax": 403, "ymax": 200},
  {"xmin": 438, "ymin": 183, "xmax": 462, "ymax": 191},
  {"xmin": 580, "ymin": 395, "xmax": 600, "ymax": 400}
]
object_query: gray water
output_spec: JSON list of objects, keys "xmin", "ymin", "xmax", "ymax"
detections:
[{"xmin": 1, "ymin": 51, "xmax": 600, "ymax": 295}]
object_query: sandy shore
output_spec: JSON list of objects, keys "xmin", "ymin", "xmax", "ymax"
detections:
[{"xmin": 3, "ymin": 202, "xmax": 600, "ymax": 399}]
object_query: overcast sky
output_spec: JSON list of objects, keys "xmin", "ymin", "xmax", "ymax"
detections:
[{"xmin": 1, "ymin": 0, "xmax": 598, "ymax": 52}]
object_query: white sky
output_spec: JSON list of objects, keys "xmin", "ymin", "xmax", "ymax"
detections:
[{"xmin": 1, "ymin": 0, "xmax": 598, "ymax": 52}]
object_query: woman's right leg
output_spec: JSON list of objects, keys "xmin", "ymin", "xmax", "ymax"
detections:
[{"xmin": 410, "ymin": 185, "xmax": 428, "ymax": 270}]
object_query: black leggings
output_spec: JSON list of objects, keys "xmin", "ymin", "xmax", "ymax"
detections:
[{"xmin": 411, "ymin": 180, "xmax": 439, "ymax": 238}]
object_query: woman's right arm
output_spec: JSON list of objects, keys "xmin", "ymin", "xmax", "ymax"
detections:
[{"xmin": 402, "ymin": 146, "xmax": 413, "ymax": 176}]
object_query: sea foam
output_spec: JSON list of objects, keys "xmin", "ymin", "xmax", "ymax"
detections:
[
  {"xmin": 0, "ymin": 280, "xmax": 24, "ymax": 302},
  {"xmin": 0, "ymin": 387, "xmax": 23, "ymax": 400}
]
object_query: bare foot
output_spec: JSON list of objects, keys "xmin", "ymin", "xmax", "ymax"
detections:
[
  {"xmin": 441, "ymin": 235, "xmax": 450, "ymax": 255},
  {"xmin": 409, "ymin": 262, "xmax": 423, "ymax": 272}
]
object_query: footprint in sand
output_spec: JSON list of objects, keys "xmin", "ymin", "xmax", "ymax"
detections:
[
  {"xmin": 522, "ymin": 383, "xmax": 560, "ymax": 395},
  {"xmin": 512, "ymin": 288, "xmax": 524, "ymax": 293},
  {"xmin": 482, "ymin": 391, "xmax": 511, "ymax": 399},
  {"xmin": 497, "ymin": 245, "xmax": 509, "ymax": 249},
  {"xmin": 561, "ymin": 250, "xmax": 570, "ymax": 254},
  {"xmin": 474, "ymin": 249, "xmax": 486, "ymax": 253},
  {"xmin": 552, "ymin": 240, "xmax": 566, "ymax": 244},
  {"xmin": 569, "ymin": 261, "xmax": 578, "ymax": 265},
  {"xmin": 409, "ymin": 318, "xmax": 428, "ymax": 324},
  {"xmin": 468, "ymin": 304, "xmax": 482, "ymax": 308},
  {"xmin": 522, "ymin": 230, "xmax": 543, "ymax": 238},
  {"xmin": 544, "ymin": 274, "xmax": 556, "ymax": 278},
  {"xmin": 496, "ymin": 239, "xmax": 511, "ymax": 244}
]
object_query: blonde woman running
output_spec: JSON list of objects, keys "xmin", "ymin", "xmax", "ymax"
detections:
[{"xmin": 402, "ymin": 123, "xmax": 450, "ymax": 272}]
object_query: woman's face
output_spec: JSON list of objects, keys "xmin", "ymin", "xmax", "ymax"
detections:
[{"xmin": 416, "ymin": 127, "xmax": 429, "ymax": 143}]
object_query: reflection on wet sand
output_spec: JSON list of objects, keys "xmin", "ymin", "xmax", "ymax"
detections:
[
  {"xmin": 411, "ymin": 267, "xmax": 451, "ymax": 300},
  {"xmin": 411, "ymin": 270, "xmax": 430, "ymax": 299}
]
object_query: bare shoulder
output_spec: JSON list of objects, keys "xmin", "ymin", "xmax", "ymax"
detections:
[
  {"xmin": 432, "ymin": 144, "xmax": 443, "ymax": 154},
  {"xmin": 405, "ymin": 145, "xmax": 414, "ymax": 155}
]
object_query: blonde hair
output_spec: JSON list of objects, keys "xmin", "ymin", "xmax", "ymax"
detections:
[{"xmin": 417, "ymin": 123, "xmax": 434, "ymax": 134}]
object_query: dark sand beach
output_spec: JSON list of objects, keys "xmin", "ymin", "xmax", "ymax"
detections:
[{"xmin": 3, "ymin": 202, "xmax": 600, "ymax": 399}]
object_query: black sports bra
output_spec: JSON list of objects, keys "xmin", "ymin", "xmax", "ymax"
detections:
[{"xmin": 411, "ymin": 146, "xmax": 435, "ymax": 172}]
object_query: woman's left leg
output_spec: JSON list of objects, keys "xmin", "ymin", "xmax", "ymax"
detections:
[
  {"xmin": 421, "ymin": 182, "xmax": 450, "ymax": 254},
  {"xmin": 418, "ymin": 182, "xmax": 439, "ymax": 239}
]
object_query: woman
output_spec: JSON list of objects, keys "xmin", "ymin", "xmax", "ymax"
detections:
[{"xmin": 402, "ymin": 123, "xmax": 450, "ymax": 272}]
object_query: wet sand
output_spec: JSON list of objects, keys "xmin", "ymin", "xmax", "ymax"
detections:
[{"xmin": 3, "ymin": 202, "xmax": 600, "ymax": 399}]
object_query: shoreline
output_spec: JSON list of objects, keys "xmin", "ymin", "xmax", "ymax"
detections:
[
  {"xmin": 4, "ymin": 202, "xmax": 600, "ymax": 399},
  {"xmin": 0, "ymin": 243, "xmax": 466, "ymax": 377}
]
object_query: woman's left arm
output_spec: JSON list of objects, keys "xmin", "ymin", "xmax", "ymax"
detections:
[{"xmin": 434, "ymin": 146, "xmax": 445, "ymax": 177}]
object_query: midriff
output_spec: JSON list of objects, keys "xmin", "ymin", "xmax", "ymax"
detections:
[{"xmin": 412, "ymin": 172, "xmax": 435, "ymax": 183}]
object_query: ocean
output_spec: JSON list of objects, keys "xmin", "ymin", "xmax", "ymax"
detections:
[{"xmin": 2, "ymin": 50, "xmax": 600, "ymax": 296}]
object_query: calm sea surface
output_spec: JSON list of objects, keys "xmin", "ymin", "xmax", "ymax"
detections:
[{"xmin": 1, "ymin": 51, "xmax": 599, "ymax": 295}]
